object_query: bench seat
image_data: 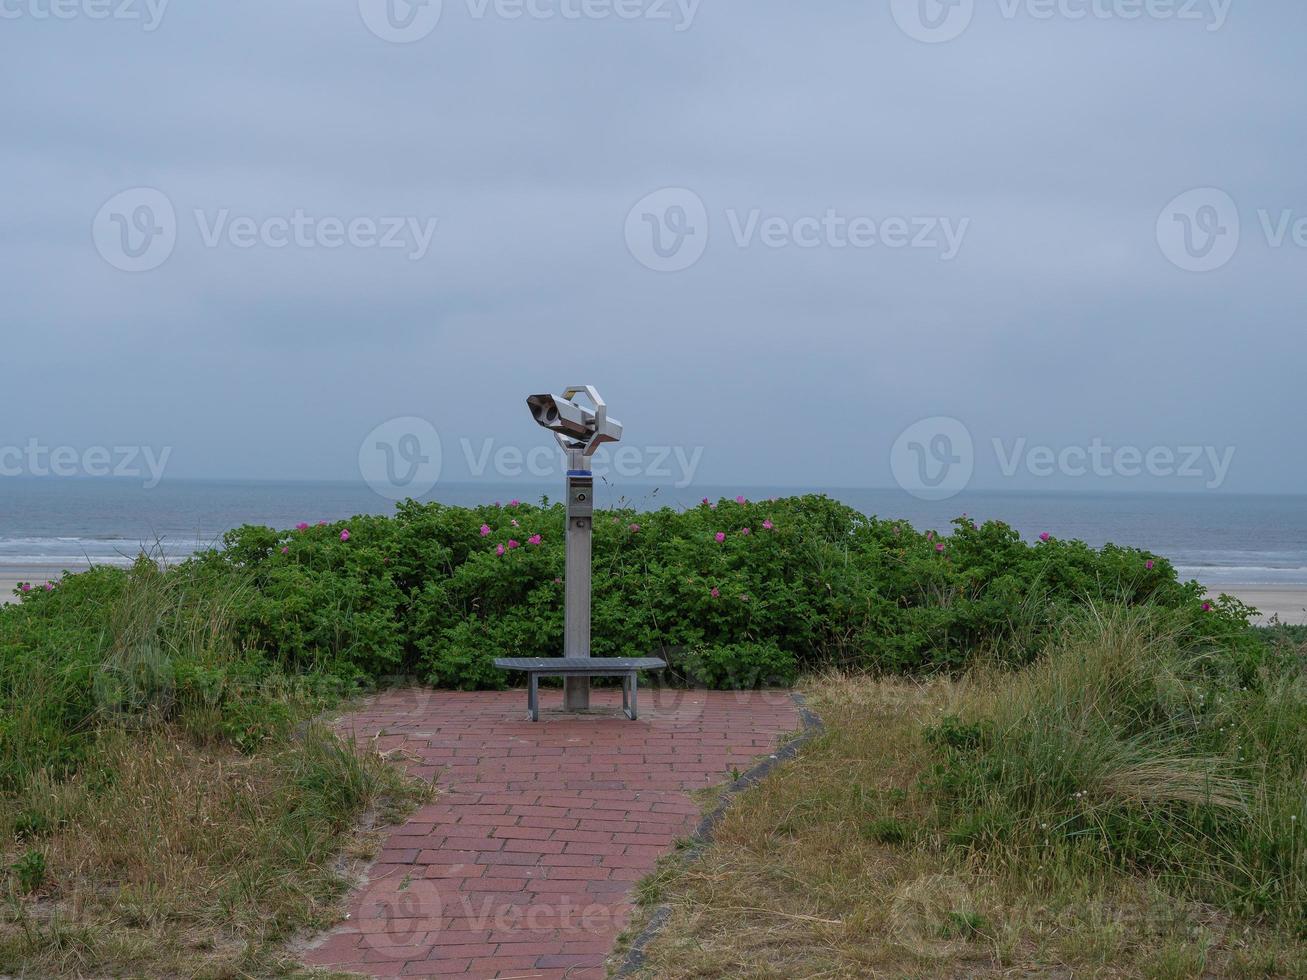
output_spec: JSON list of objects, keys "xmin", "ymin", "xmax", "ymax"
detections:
[{"xmin": 493, "ymin": 657, "xmax": 667, "ymax": 721}]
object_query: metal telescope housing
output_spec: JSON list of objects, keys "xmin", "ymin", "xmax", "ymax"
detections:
[
  {"xmin": 525, "ymin": 385, "xmax": 622, "ymax": 712},
  {"xmin": 526, "ymin": 385, "xmax": 622, "ymax": 457}
]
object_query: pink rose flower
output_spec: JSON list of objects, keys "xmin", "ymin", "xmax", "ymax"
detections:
[
  {"xmin": 741, "ymin": 527, "xmax": 751, "ymax": 535},
  {"xmin": 935, "ymin": 542, "xmax": 945, "ymax": 552},
  {"xmin": 1202, "ymin": 602, "xmax": 1212, "ymax": 612},
  {"xmin": 511, "ymin": 519, "xmax": 519, "ymax": 527},
  {"xmin": 701, "ymin": 497, "xmax": 710, "ymax": 506},
  {"xmin": 710, "ymin": 587, "xmax": 720, "ymax": 598},
  {"xmin": 714, "ymin": 532, "xmax": 725, "ymax": 543},
  {"xmin": 509, "ymin": 499, "xmax": 520, "ymax": 507},
  {"xmin": 1145, "ymin": 560, "xmax": 1154, "ymax": 570},
  {"xmin": 296, "ymin": 522, "xmax": 309, "ymax": 531},
  {"xmin": 340, "ymin": 530, "xmax": 351, "ymax": 542},
  {"xmin": 20, "ymin": 583, "xmax": 31, "ymax": 593},
  {"xmin": 629, "ymin": 523, "xmax": 640, "ymax": 533},
  {"xmin": 735, "ymin": 495, "xmax": 746, "ymax": 504},
  {"xmin": 281, "ymin": 546, "xmax": 289, "ymax": 554},
  {"xmin": 496, "ymin": 544, "xmax": 505, "ymax": 556},
  {"xmin": 1039, "ymin": 532, "xmax": 1050, "ymax": 542},
  {"xmin": 44, "ymin": 583, "xmax": 53, "ymax": 591},
  {"xmin": 927, "ymin": 531, "xmax": 934, "ymax": 541},
  {"xmin": 480, "ymin": 524, "xmax": 492, "ymax": 536},
  {"xmin": 762, "ymin": 519, "xmax": 773, "ymax": 531},
  {"xmin": 507, "ymin": 539, "xmax": 520, "ymax": 549},
  {"xmin": 528, "ymin": 534, "xmax": 542, "ymax": 545}
]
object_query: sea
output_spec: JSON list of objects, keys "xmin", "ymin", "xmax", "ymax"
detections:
[{"xmin": 1, "ymin": 478, "xmax": 1305, "ymax": 588}]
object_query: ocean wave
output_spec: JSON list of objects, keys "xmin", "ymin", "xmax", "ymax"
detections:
[
  {"xmin": 1175, "ymin": 566, "xmax": 1307, "ymax": 586},
  {"xmin": 0, "ymin": 535, "xmax": 155, "ymax": 548},
  {"xmin": 0, "ymin": 555, "xmax": 142, "ymax": 567},
  {"xmin": 1167, "ymin": 551, "xmax": 1307, "ymax": 568},
  {"xmin": 1175, "ymin": 564, "xmax": 1307, "ymax": 574}
]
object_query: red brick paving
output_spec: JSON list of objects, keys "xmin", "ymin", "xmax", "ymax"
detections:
[{"xmin": 301, "ymin": 687, "xmax": 799, "ymax": 979}]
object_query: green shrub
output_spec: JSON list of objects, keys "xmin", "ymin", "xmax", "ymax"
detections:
[
  {"xmin": 205, "ymin": 495, "xmax": 1242, "ymax": 689},
  {"xmin": 1, "ymin": 495, "xmax": 1253, "ymax": 794},
  {"xmin": 682, "ymin": 641, "xmax": 797, "ymax": 689},
  {"xmin": 0, "ymin": 558, "xmax": 337, "ymax": 792},
  {"xmin": 7, "ymin": 849, "xmax": 45, "ymax": 894}
]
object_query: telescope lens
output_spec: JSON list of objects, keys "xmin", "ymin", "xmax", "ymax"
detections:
[{"xmin": 545, "ymin": 406, "xmax": 558, "ymax": 422}]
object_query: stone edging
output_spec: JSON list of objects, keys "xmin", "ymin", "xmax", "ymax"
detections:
[{"xmin": 614, "ymin": 691, "xmax": 825, "ymax": 976}]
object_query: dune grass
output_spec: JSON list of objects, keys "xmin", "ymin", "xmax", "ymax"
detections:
[
  {"xmin": 0, "ymin": 560, "xmax": 430, "ymax": 978},
  {"xmin": 0, "ymin": 724, "xmax": 427, "ymax": 978},
  {"xmin": 928, "ymin": 608, "xmax": 1307, "ymax": 927},
  {"xmin": 626, "ymin": 611, "xmax": 1307, "ymax": 978}
]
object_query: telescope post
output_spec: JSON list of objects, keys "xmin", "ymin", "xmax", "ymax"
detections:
[{"xmin": 562, "ymin": 445, "xmax": 593, "ymax": 710}]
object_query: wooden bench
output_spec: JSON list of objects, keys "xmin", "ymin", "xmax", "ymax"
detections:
[{"xmin": 493, "ymin": 657, "xmax": 668, "ymax": 721}]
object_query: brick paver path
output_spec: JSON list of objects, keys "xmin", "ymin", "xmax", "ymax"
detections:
[{"xmin": 301, "ymin": 687, "xmax": 800, "ymax": 979}]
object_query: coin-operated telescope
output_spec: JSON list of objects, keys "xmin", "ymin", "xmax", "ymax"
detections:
[{"xmin": 524, "ymin": 386, "xmax": 623, "ymax": 711}]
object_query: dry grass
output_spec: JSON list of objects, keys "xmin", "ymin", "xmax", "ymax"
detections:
[
  {"xmin": 624, "ymin": 672, "xmax": 1307, "ymax": 979},
  {"xmin": 1096, "ymin": 759, "xmax": 1249, "ymax": 812},
  {"xmin": 0, "ymin": 723, "xmax": 429, "ymax": 978}
]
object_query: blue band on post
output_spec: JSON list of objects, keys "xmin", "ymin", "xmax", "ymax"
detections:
[{"xmin": 566, "ymin": 470, "xmax": 592, "ymax": 477}]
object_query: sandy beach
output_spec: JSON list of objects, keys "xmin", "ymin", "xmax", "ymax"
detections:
[
  {"xmin": 1, "ymin": 567, "xmax": 71, "ymax": 605},
  {"xmin": 1219, "ymin": 587, "xmax": 1307, "ymax": 626}
]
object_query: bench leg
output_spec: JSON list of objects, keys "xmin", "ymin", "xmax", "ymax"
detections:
[
  {"xmin": 624, "ymin": 672, "xmax": 638, "ymax": 721},
  {"xmin": 528, "ymin": 673, "xmax": 539, "ymax": 722}
]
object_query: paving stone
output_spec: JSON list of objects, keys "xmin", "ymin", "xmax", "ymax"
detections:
[{"xmin": 300, "ymin": 688, "xmax": 797, "ymax": 978}]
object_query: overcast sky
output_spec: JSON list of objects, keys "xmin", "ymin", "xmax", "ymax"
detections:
[{"xmin": 3, "ymin": 0, "xmax": 1304, "ymax": 495}]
